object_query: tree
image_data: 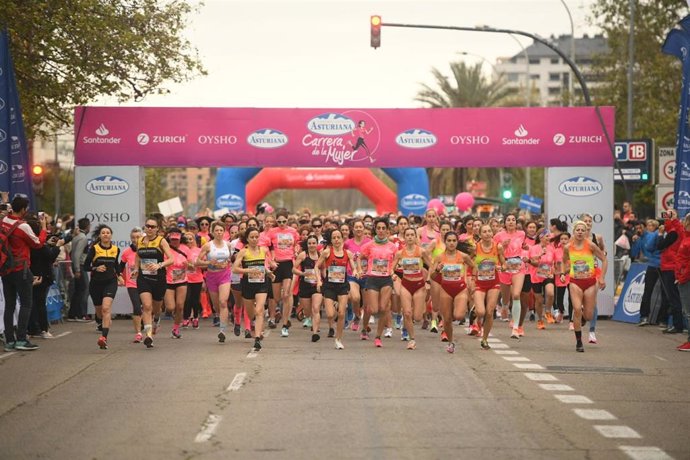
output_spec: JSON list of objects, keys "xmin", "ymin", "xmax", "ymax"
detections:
[{"xmin": 0, "ymin": 0, "xmax": 206, "ymax": 139}]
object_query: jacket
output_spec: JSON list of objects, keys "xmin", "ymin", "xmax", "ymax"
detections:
[
  {"xmin": 630, "ymin": 230, "xmax": 661, "ymax": 268},
  {"xmin": 1, "ymin": 214, "xmax": 46, "ymax": 274},
  {"xmin": 675, "ymin": 229, "xmax": 690, "ymax": 284},
  {"xmin": 658, "ymin": 219, "xmax": 684, "ymax": 272}
]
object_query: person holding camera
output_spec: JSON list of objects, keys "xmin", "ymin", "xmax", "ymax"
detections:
[
  {"xmin": 656, "ymin": 210, "xmax": 685, "ymax": 334},
  {"xmin": 631, "ymin": 219, "xmax": 662, "ymax": 326},
  {"xmin": 67, "ymin": 218, "xmax": 90, "ymax": 322},
  {"xmin": 27, "ymin": 218, "xmax": 62, "ymax": 338}
]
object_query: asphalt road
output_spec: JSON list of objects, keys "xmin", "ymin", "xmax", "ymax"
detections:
[{"xmin": 0, "ymin": 315, "xmax": 688, "ymax": 460}]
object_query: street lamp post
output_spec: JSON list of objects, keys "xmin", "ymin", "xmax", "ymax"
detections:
[
  {"xmin": 559, "ymin": 0, "xmax": 576, "ymax": 105},
  {"xmin": 456, "ymin": 51, "xmax": 500, "ymax": 78},
  {"xmin": 509, "ymin": 34, "xmax": 531, "ymax": 107}
]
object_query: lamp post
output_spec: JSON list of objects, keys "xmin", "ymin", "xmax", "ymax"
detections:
[
  {"xmin": 627, "ymin": 0, "xmax": 634, "ymax": 137},
  {"xmin": 559, "ymin": 0, "xmax": 576, "ymax": 106},
  {"xmin": 456, "ymin": 51, "xmax": 500, "ymax": 78},
  {"xmin": 509, "ymin": 34, "xmax": 531, "ymax": 107}
]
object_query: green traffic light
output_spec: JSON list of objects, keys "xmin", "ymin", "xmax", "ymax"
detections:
[
  {"xmin": 502, "ymin": 189, "xmax": 513, "ymax": 200},
  {"xmin": 641, "ymin": 173, "xmax": 648, "ymax": 180}
]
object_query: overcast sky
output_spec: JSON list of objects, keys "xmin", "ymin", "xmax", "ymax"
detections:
[{"xmin": 119, "ymin": 0, "xmax": 601, "ymax": 109}]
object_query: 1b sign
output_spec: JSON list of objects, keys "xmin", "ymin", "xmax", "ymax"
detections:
[{"xmin": 614, "ymin": 139, "xmax": 652, "ymax": 182}]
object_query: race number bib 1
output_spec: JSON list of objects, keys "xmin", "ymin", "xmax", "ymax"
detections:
[
  {"xmin": 402, "ymin": 258, "xmax": 421, "ymax": 276},
  {"xmin": 141, "ymin": 258, "xmax": 158, "ymax": 276},
  {"xmin": 537, "ymin": 263, "xmax": 552, "ymax": 278},
  {"xmin": 248, "ymin": 266, "xmax": 266, "ymax": 283},
  {"xmin": 572, "ymin": 261, "xmax": 591, "ymax": 279},
  {"xmin": 371, "ymin": 258, "xmax": 388, "ymax": 276},
  {"xmin": 477, "ymin": 260, "xmax": 496, "ymax": 281},
  {"xmin": 442, "ymin": 264, "xmax": 462, "ymax": 282},
  {"xmin": 505, "ymin": 257, "xmax": 523, "ymax": 274},
  {"xmin": 208, "ymin": 258, "xmax": 228, "ymax": 272},
  {"xmin": 277, "ymin": 233, "xmax": 293, "ymax": 250},
  {"xmin": 171, "ymin": 268, "xmax": 186, "ymax": 283},
  {"xmin": 303, "ymin": 268, "xmax": 317, "ymax": 285},
  {"xmin": 127, "ymin": 263, "xmax": 136, "ymax": 278},
  {"xmin": 328, "ymin": 265, "xmax": 346, "ymax": 283}
]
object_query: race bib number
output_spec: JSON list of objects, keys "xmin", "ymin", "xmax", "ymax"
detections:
[
  {"xmin": 126, "ymin": 263, "xmax": 136, "ymax": 278},
  {"xmin": 477, "ymin": 260, "xmax": 496, "ymax": 281},
  {"xmin": 277, "ymin": 233, "xmax": 293, "ymax": 250},
  {"xmin": 505, "ymin": 257, "xmax": 523, "ymax": 274},
  {"xmin": 171, "ymin": 268, "xmax": 186, "ymax": 283},
  {"xmin": 537, "ymin": 263, "xmax": 552, "ymax": 278},
  {"xmin": 141, "ymin": 258, "xmax": 158, "ymax": 276},
  {"xmin": 248, "ymin": 266, "xmax": 266, "ymax": 283},
  {"xmin": 208, "ymin": 257, "xmax": 228, "ymax": 272},
  {"xmin": 328, "ymin": 265, "xmax": 346, "ymax": 283},
  {"xmin": 442, "ymin": 264, "xmax": 463, "ymax": 282},
  {"xmin": 572, "ymin": 261, "xmax": 591, "ymax": 279},
  {"xmin": 371, "ymin": 258, "xmax": 388, "ymax": 276},
  {"xmin": 303, "ymin": 268, "xmax": 317, "ymax": 285},
  {"xmin": 402, "ymin": 258, "xmax": 421, "ymax": 276}
]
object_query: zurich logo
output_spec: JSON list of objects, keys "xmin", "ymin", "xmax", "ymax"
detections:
[
  {"xmin": 400, "ymin": 193, "xmax": 428, "ymax": 210},
  {"xmin": 216, "ymin": 193, "xmax": 244, "ymax": 210},
  {"xmin": 558, "ymin": 176, "xmax": 603, "ymax": 197},
  {"xmin": 307, "ymin": 113, "xmax": 355, "ymax": 136},
  {"xmin": 85, "ymin": 176, "xmax": 130, "ymax": 196},
  {"xmin": 247, "ymin": 129, "xmax": 288, "ymax": 149},
  {"xmin": 0, "ymin": 161, "xmax": 8, "ymax": 175},
  {"xmin": 622, "ymin": 271, "xmax": 646, "ymax": 316},
  {"xmin": 395, "ymin": 129, "xmax": 437, "ymax": 149}
]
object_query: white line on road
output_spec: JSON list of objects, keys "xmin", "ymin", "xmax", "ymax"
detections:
[
  {"xmin": 619, "ymin": 446, "xmax": 674, "ymax": 460},
  {"xmin": 194, "ymin": 414, "xmax": 222, "ymax": 443},
  {"xmin": 247, "ymin": 350, "xmax": 258, "ymax": 359},
  {"xmin": 538, "ymin": 384, "xmax": 574, "ymax": 392},
  {"xmin": 50, "ymin": 331, "xmax": 73, "ymax": 339},
  {"xmin": 0, "ymin": 352, "xmax": 17, "ymax": 360},
  {"xmin": 513, "ymin": 363, "xmax": 544, "ymax": 370},
  {"xmin": 523, "ymin": 373, "xmax": 558, "ymax": 381},
  {"xmin": 226, "ymin": 372, "xmax": 247, "ymax": 392},
  {"xmin": 593, "ymin": 425, "xmax": 641, "ymax": 439},
  {"xmin": 490, "ymin": 343, "xmax": 510, "ymax": 349},
  {"xmin": 264, "ymin": 330, "xmax": 271, "ymax": 338},
  {"xmin": 554, "ymin": 394, "xmax": 593, "ymax": 404},
  {"xmin": 653, "ymin": 355, "xmax": 668, "ymax": 362},
  {"xmin": 573, "ymin": 409, "xmax": 617, "ymax": 420},
  {"xmin": 493, "ymin": 350, "xmax": 519, "ymax": 355},
  {"xmin": 487, "ymin": 337, "xmax": 503, "ymax": 343},
  {"xmin": 503, "ymin": 356, "xmax": 530, "ymax": 362}
]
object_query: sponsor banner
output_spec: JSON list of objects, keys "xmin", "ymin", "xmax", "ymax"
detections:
[
  {"xmin": 546, "ymin": 167, "xmax": 614, "ymax": 315},
  {"xmin": 76, "ymin": 166, "xmax": 145, "ymax": 314},
  {"xmin": 658, "ymin": 147, "xmax": 676, "ymax": 185},
  {"xmin": 613, "ymin": 263, "xmax": 648, "ymax": 323},
  {"xmin": 74, "ymin": 106, "xmax": 615, "ymax": 168}
]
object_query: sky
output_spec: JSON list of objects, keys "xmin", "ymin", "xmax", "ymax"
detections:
[{"xmin": 120, "ymin": 0, "xmax": 602, "ymax": 109}]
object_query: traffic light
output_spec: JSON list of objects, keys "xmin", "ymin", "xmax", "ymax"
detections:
[
  {"xmin": 32, "ymin": 164, "xmax": 44, "ymax": 195},
  {"xmin": 370, "ymin": 15, "xmax": 381, "ymax": 49},
  {"xmin": 501, "ymin": 169, "xmax": 513, "ymax": 201}
]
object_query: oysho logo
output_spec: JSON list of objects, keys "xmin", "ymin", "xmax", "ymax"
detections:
[
  {"xmin": 622, "ymin": 270, "xmax": 646, "ymax": 316},
  {"xmin": 137, "ymin": 133, "xmax": 150, "ymax": 145},
  {"xmin": 96, "ymin": 124, "xmax": 110, "ymax": 136},
  {"xmin": 400, "ymin": 193, "xmax": 428, "ymax": 210},
  {"xmin": 307, "ymin": 113, "xmax": 355, "ymax": 136},
  {"xmin": 514, "ymin": 125, "xmax": 528, "ymax": 137},
  {"xmin": 85, "ymin": 176, "xmax": 130, "ymax": 196},
  {"xmin": 395, "ymin": 129, "xmax": 437, "ymax": 149},
  {"xmin": 216, "ymin": 193, "xmax": 244, "ymax": 210},
  {"xmin": 450, "ymin": 135, "xmax": 490, "ymax": 145},
  {"xmin": 198, "ymin": 135, "xmax": 237, "ymax": 145},
  {"xmin": 0, "ymin": 161, "xmax": 8, "ymax": 174},
  {"xmin": 558, "ymin": 176, "xmax": 603, "ymax": 197},
  {"xmin": 247, "ymin": 129, "xmax": 288, "ymax": 149},
  {"xmin": 502, "ymin": 124, "xmax": 540, "ymax": 146}
]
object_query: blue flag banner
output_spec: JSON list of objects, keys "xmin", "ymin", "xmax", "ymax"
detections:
[
  {"xmin": 0, "ymin": 29, "xmax": 34, "ymax": 207},
  {"xmin": 662, "ymin": 16, "xmax": 690, "ymax": 217}
]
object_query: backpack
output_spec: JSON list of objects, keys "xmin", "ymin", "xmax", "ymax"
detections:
[{"xmin": 0, "ymin": 219, "xmax": 24, "ymax": 276}]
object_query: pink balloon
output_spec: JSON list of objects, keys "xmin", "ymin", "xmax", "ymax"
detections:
[
  {"xmin": 454, "ymin": 192, "xmax": 474, "ymax": 211},
  {"xmin": 426, "ymin": 198, "xmax": 445, "ymax": 214},
  {"xmin": 263, "ymin": 203, "xmax": 274, "ymax": 214}
]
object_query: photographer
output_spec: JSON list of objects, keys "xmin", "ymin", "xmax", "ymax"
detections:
[
  {"xmin": 631, "ymin": 219, "xmax": 662, "ymax": 326},
  {"xmin": 27, "ymin": 214, "xmax": 62, "ymax": 338},
  {"xmin": 656, "ymin": 210, "xmax": 685, "ymax": 334}
]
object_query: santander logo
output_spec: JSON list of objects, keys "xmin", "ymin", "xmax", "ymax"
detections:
[
  {"xmin": 96, "ymin": 124, "xmax": 110, "ymax": 136},
  {"xmin": 514, "ymin": 124, "xmax": 528, "ymax": 138}
]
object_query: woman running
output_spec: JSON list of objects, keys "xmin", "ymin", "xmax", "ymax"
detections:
[
  {"xmin": 429, "ymin": 220, "xmax": 452, "ymax": 337},
  {"xmin": 182, "ymin": 232, "xmax": 203, "ymax": 330},
  {"xmin": 474, "ymin": 224, "xmax": 505, "ymax": 350},
  {"xmin": 197, "ymin": 222, "xmax": 233, "ymax": 343},
  {"xmin": 528, "ymin": 232, "xmax": 556, "ymax": 331},
  {"xmin": 135, "ymin": 217, "xmax": 175, "ymax": 348},
  {"xmin": 164, "ymin": 228, "xmax": 189, "ymax": 339},
  {"xmin": 391, "ymin": 227, "xmax": 432, "ymax": 350},
  {"xmin": 84, "ymin": 225, "xmax": 123, "ymax": 349},
  {"xmin": 553, "ymin": 232, "xmax": 572, "ymax": 325},
  {"xmin": 120, "ymin": 227, "xmax": 143, "ymax": 343},
  {"xmin": 563, "ymin": 221, "xmax": 608, "ymax": 352},
  {"xmin": 581, "ymin": 213, "xmax": 606, "ymax": 344},
  {"xmin": 345, "ymin": 219, "xmax": 371, "ymax": 334},
  {"xmin": 315, "ymin": 229, "xmax": 359, "ymax": 349},
  {"xmin": 360, "ymin": 218, "xmax": 398, "ymax": 347},
  {"xmin": 493, "ymin": 213, "xmax": 527, "ymax": 339},
  {"xmin": 233, "ymin": 228, "xmax": 276, "ymax": 351},
  {"xmin": 229, "ymin": 226, "xmax": 252, "ymax": 338},
  {"xmin": 293, "ymin": 235, "xmax": 323, "ymax": 342},
  {"xmin": 429, "ymin": 232, "xmax": 474, "ymax": 353}
]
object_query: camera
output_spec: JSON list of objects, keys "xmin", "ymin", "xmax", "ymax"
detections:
[{"xmin": 660, "ymin": 211, "xmax": 672, "ymax": 219}]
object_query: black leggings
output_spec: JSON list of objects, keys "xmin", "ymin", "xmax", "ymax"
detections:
[
  {"xmin": 184, "ymin": 282, "xmax": 203, "ymax": 319},
  {"xmin": 555, "ymin": 285, "xmax": 572, "ymax": 316}
]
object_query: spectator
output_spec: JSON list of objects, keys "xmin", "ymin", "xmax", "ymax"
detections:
[
  {"xmin": 656, "ymin": 211, "xmax": 685, "ymax": 334},
  {"xmin": 631, "ymin": 219, "xmax": 662, "ymax": 326},
  {"xmin": 622, "ymin": 201, "xmax": 635, "ymax": 224},
  {"xmin": 67, "ymin": 217, "xmax": 90, "ymax": 322},
  {"xmin": 27, "ymin": 216, "xmax": 61, "ymax": 338},
  {"xmin": 2, "ymin": 195, "xmax": 46, "ymax": 352},
  {"xmin": 673, "ymin": 214, "xmax": 690, "ymax": 351}
]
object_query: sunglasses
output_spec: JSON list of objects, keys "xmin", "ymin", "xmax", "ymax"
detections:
[
  {"xmin": 312, "ymin": 224, "xmax": 322, "ymax": 228},
  {"xmin": 200, "ymin": 222, "xmax": 209, "ymax": 226},
  {"xmin": 276, "ymin": 220, "xmax": 287, "ymax": 224},
  {"xmin": 144, "ymin": 224, "xmax": 157, "ymax": 229}
]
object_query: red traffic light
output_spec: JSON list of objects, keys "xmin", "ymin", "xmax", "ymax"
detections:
[
  {"xmin": 32, "ymin": 164, "xmax": 44, "ymax": 176},
  {"xmin": 371, "ymin": 15, "xmax": 381, "ymax": 49}
]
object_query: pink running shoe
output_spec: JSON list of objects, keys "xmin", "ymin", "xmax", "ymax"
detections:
[
  {"xmin": 374, "ymin": 338, "xmax": 383, "ymax": 348},
  {"xmin": 133, "ymin": 332, "xmax": 143, "ymax": 343},
  {"xmin": 351, "ymin": 319, "xmax": 360, "ymax": 332},
  {"xmin": 192, "ymin": 318, "xmax": 199, "ymax": 329}
]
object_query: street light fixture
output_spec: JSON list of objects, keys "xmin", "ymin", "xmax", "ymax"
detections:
[
  {"xmin": 559, "ymin": 0, "xmax": 576, "ymax": 106},
  {"xmin": 455, "ymin": 51, "xmax": 500, "ymax": 78}
]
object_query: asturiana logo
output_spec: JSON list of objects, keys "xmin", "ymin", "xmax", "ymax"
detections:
[
  {"xmin": 395, "ymin": 129, "xmax": 437, "ymax": 149},
  {"xmin": 558, "ymin": 176, "xmax": 603, "ymax": 197},
  {"xmin": 247, "ymin": 129, "xmax": 288, "ymax": 149},
  {"xmin": 307, "ymin": 113, "xmax": 355, "ymax": 136},
  {"xmin": 85, "ymin": 176, "xmax": 130, "ymax": 196},
  {"xmin": 400, "ymin": 193, "xmax": 428, "ymax": 210},
  {"xmin": 216, "ymin": 194, "xmax": 244, "ymax": 210},
  {"xmin": 622, "ymin": 271, "xmax": 645, "ymax": 316}
]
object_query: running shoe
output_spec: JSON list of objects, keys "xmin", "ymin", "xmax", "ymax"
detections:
[
  {"xmin": 171, "ymin": 327, "xmax": 182, "ymax": 339},
  {"xmin": 510, "ymin": 327, "xmax": 520, "ymax": 339},
  {"xmin": 369, "ymin": 316, "xmax": 375, "ymax": 325},
  {"xmin": 360, "ymin": 331, "xmax": 369, "ymax": 341},
  {"xmin": 576, "ymin": 340, "xmax": 584, "ymax": 352},
  {"xmin": 335, "ymin": 339, "xmax": 345, "ymax": 350},
  {"xmin": 555, "ymin": 312, "xmax": 563, "ymax": 324},
  {"xmin": 4, "ymin": 341, "xmax": 15, "ymax": 352},
  {"xmin": 394, "ymin": 314, "xmax": 402, "ymax": 330},
  {"xmin": 440, "ymin": 331, "xmax": 449, "ymax": 342},
  {"xmin": 421, "ymin": 318, "xmax": 429, "ymax": 330},
  {"xmin": 588, "ymin": 332, "xmax": 597, "ymax": 344},
  {"xmin": 517, "ymin": 326, "xmax": 525, "ymax": 337},
  {"xmin": 374, "ymin": 337, "xmax": 383, "ymax": 348},
  {"xmin": 401, "ymin": 328, "xmax": 409, "ymax": 341},
  {"xmin": 268, "ymin": 319, "xmax": 277, "ymax": 329},
  {"xmin": 41, "ymin": 331, "xmax": 54, "ymax": 339},
  {"xmin": 253, "ymin": 338, "xmax": 262, "ymax": 351},
  {"xmin": 304, "ymin": 318, "xmax": 313, "ymax": 329},
  {"xmin": 480, "ymin": 339, "xmax": 491, "ymax": 350},
  {"xmin": 384, "ymin": 327, "xmax": 393, "ymax": 338},
  {"xmin": 281, "ymin": 327, "xmax": 289, "ymax": 338},
  {"xmin": 312, "ymin": 333, "xmax": 320, "ymax": 343},
  {"xmin": 182, "ymin": 319, "xmax": 191, "ymax": 328},
  {"xmin": 406, "ymin": 340, "xmax": 417, "ymax": 350},
  {"xmin": 537, "ymin": 320, "xmax": 546, "ymax": 330},
  {"xmin": 351, "ymin": 319, "xmax": 360, "ymax": 332},
  {"xmin": 153, "ymin": 317, "xmax": 161, "ymax": 335},
  {"xmin": 544, "ymin": 311, "xmax": 555, "ymax": 324},
  {"xmin": 244, "ymin": 329, "xmax": 252, "ymax": 339},
  {"xmin": 275, "ymin": 311, "xmax": 283, "ymax": 323},
  {"xmin": 430, "ymin": 319, "xmax": 438, "ymax": 333},
  {"xmin": 529, "ymin": 311, "xmax": 535, "ymax": 322},
  {"xmin": 15, "ymin": 340, "xmax": 39, "ymax": 351},
  {"xmin": 676, "ymin": 342, "xmax": 690, "ymax": 351},
  {"xmin": 133, "ymin": 333, "xmax": 143, "ymax": 343},
  {"xmin": 568, "ymin": 322, "xmax": 574, "ymax": 331},
  {"xmin": 218, "ymin": 331, "xmax": 226, "ymax": 343},
  {"xmin": 637, "ymin": 317, "xmax": 649, "ymax": 327},
  {"xmin": 192, "ymin": 318, "xmax": 200, "ymax": 329},
  {"xmin": 328, "ymin": 327, "xmax": 335, "ymax": 338},
  {"xmin": 234, "ymin": 324, "xmax": 241, "ymax": 337},
  {"xmin": 96, "ymin": 323, "xmax": 103, "ymax": 333},
  {"xmin": 212, "ymin": 316, "xmax": 220, "ymax": 327},
  {"xmin": 97, "ymin": 336, "xmax": 107, "ymax": 349},
  {"xmin": 144, "ymin": 336, "xmax": 153, "ymax": 348},
  {"xmin": 468, "ymin": 324, "xmax": 480, "ymax": 336},
  {"xmin": 446, "ymin": 342, "xmax": 456, "ymax": 354}
]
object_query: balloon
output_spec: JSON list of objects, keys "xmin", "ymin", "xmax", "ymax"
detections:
[
  {"xmin": 454, "ymin": 192, "xmax": 474, "ymax": 211},
  {"xmin": 262, "ymin": 202, "xmax": 274, "ymax": 214},
  {"xmin": 426, "ymin": 198, "xmax": 445, "ymax": 215}
]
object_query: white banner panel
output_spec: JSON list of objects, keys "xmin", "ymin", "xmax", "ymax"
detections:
[
  {"xmin": 546, "ymin": 167, "xmax": 615, "ymax": 315},
  {"xmin": 75, "ymin": 166, "xmax": 145, "ymax": 314}
]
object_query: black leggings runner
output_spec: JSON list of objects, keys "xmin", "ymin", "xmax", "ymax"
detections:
[{"xmin": 184, "ymin": 282, "xmax": 203, "ymax": 320}]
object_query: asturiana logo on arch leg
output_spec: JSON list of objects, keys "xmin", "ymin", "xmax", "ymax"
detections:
[
  {"xmin": 558, "ymin": 176, "xmax": 603, "ymax": 197},
  {"xmin": 622, "ymin": 271, "xmax": 646, "ymax": 317},
  {"xmin": 400, "ymin": 193, "xmax": 428, "ymax": 210},
  {"xmin": 86, "ymin": 176, "xmax": 130, "ymax": 196},
  {"xmin": 216, "ymin": 194, "xmax": 244, "ymax": 211}
]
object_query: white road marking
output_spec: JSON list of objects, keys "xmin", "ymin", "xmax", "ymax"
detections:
[
  {"xmin": 619, "ymin": 446, "xmax": 674, "ymax": 460},
  {"xmin": 493, "ymin": 350, "xmax": 519, "ymax": 355},
  {"xmin": 226, "ymin": 372, "xmax": 247, "ymax": 392},
  {"xmin": 0, "ymin": 352, "xmax": 17, "ymax": 360},
  {"xmin": 490, "ymin": 343, "xmax": 510, "ymax": 349},
  {"xmin": 554, "ymin": 394, "xmax": 593, "ymax": 404},
  {"xmin": 524, "ymin": 373, "xmax": 558, "ymax": 381},
  {"xmin": 503, "ymin": 356, "xmax": 530, "ymax": 362},
  {"xmin": 246, "ymin": 351, "xmax": 258, "ymax": 359},
  {"xmin": 593, "ymin": 425, "xmax": 641, "ymax": 439},
  {"xmin": 263, "ymin": 330, "xmax": 271, "ymax": 338},
  {"xmin": 652, "ymin": 355, "xmax": 668, "ymax": 362},
  {"xmin": 513, "ymin": 363, "xmax": 544, "ymax": 370},
  {"xmin": 487, "ymin": 337, "xmax": 503, "ymax": 343},
  {"xmin": 539, "ymin": 384, "xmax": 574, "ymax": 391},
  {"xmin": 194, "ymin": 414, "xmax": 222, "ymax": 443},
  {"xmin": 50, "ymin": 331, "xmax": 72, "ymax": 339},
  {"xmin": 573, "ymin": 409, "xmax": 617, "ymax": 420}
]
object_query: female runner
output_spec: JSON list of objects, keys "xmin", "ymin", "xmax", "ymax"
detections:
[
  {"xmin": 182, "ymin": 231, "xmax": 203, "ymax": 330},
  {"xmin": 345, "ymin": 219, "xmax": 371, "ymax": 334},
  {"xmin": 197, "ymin": 222, "xmax": 233, "ymax": 343},
  {"xmin": 473, "ymin": 224, "xmax": 505, "ymax": 350},
  {"xmin": 119, "ymin": 227, "xmax": 143, "ymax": 342},
  {"xmin": 293, "ymin": 235, "xmax": 323, "ymax": 342},
  {"xmin": 493, "ymin": 213, "xmax": 527, "ymax": 339},
  {"xmin": 164, "ymin": 228, "xmax": 189, "ymax": 339},
  {"xmin": 527, "ymin": 232, "xmax": 556, "ymax": 331}
]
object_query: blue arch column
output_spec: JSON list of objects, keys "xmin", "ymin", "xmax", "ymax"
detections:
[{"xmin": 214, "ymin": 167, "xmax": 429, "ymax": 215}]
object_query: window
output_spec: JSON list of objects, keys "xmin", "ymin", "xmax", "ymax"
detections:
[
  {"xmin": 549, "ymin": 73, "xmax": 560, "ymax": 82},
  {"xmin": 507, "ymin": 73, "xmax": 519, "ymax": 82},
  {"xmin": 530, "ymin": 74, "xmax": 540, "ymax": 80},
  {"xmin": 548, "ymin": 87, "xmax": 561, "ymax": 95},
  {"xmin": 529, "ymin": 58, "xmax": 540, "ymax": 65},
  {"xmin": 551, "ymin": 58, "xmax": 559, "ymax": 64}
]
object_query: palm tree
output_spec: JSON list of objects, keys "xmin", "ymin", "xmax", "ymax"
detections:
[{"xmin": 415, "ymin": 61, "xmax": 515, "ymax": 198}]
